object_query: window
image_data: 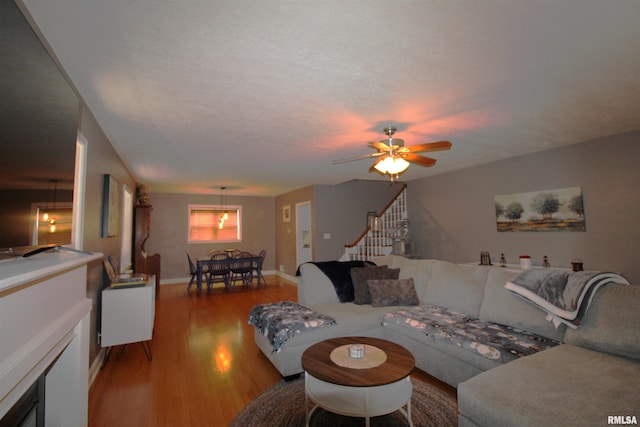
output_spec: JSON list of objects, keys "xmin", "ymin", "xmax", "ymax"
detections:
[{"xmin": 188, "ymin": 204, "xmax": 242, "ymax": 243}]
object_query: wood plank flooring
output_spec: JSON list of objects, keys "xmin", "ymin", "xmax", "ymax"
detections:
[{"xmin": 89, "ymin": 275, "xmax": 456, "ymax": 427}]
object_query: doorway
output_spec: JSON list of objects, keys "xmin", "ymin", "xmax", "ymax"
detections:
[{"xmin": 295, "ymin": 201, "xmax": 312, "ymax": 269}]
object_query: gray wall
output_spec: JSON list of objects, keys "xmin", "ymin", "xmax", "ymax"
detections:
[
  {"xmin": 78, "ymin": 105, "xmax": 137, "ymax": 366},
  {"xmin": 313, "ymin": 180, "xmax": 405, "ymax": 261},
  {"xmin": 407, "ymin": 130, "xmax": 640, "ymax": 284},
  {"xmin": 274, "ymin": 180, "xmax": 405, "ymax": 276},
  {"xmin": 146, "ymin": 192, "xmax": 275, "ymax": 281}
]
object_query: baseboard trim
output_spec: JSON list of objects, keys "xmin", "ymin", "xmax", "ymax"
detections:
[
  {"xmin": 88, "ymin": 348, "xmax": 105, "ymax": 387},
  {"xmin": 275, "ymin": 271, "xmax": 297, "ymax": 284},
  {"xmin": 159, "ymin": 270, "xmax": 296, "ymax": 286}
]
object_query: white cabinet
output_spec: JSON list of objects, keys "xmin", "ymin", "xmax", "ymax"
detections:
[{"xmin": 101, "ymin": 276, "xmax": 155, "ymax": 349}]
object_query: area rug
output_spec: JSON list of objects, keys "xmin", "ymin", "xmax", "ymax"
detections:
[{"xmin": 230, "ymin": 377, "xmax": 458, "ymax": 426}]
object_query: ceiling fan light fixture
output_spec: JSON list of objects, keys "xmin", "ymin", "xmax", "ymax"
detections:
[
  {"xmin": 332, "ymin": 126, "xmax": 451, "ymax": 182},
  {"xmin": 374, "ymin": 156, "xmax": 410, "ymax": 175}
]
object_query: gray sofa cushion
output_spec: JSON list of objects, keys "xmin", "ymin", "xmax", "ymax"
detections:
[
  {"xmin": 479, "ymin": 267, "xmax": 565, "ymax": 341},
  {"xmin": 393, "ymin": 257, "xmax": 439, "ymax": 301},
  {"xmin": 564, "ymin": 283, "xmax": 640, "ymax": 360},
  {"xmin": 424, "ymin": 261, "xmax": 488, "ymax": 318},
  {"xmin": 458, "ymin": 344, "xmax": 640, "ymax": 427}
]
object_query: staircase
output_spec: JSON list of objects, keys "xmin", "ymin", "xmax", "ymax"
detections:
[{"xmin": 342, "ymin": 184, "xmax": 411, "ymax": 261}]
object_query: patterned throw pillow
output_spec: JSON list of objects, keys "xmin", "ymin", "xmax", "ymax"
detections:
[
  {"xmin": 351, "ymin": 265, "xmax": 388, "ymax": 305},
  {"xmin": 367, "ymin": 278, "xmax": 420, "ymax": 307}
]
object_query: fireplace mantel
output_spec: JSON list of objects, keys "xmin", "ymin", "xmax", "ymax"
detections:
[{"xmin": 0, "ymin": 249, "xmax": 102, "ymax": 425}]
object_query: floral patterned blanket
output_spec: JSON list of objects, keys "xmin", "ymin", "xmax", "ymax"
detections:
[
  {"xmin": 249, "ymin": 301, "xmax": 336, "ymax": 353},
  {"xmin": 383, "ymin": 305, "xmax": 559, "ymax": 364}
]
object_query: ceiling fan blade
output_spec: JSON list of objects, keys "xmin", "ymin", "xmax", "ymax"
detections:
[
  {"xmin": 406, "ymin": 141, "xmax": 452, "ymax": 153},
  {"xmin": 367, "ymin": 141, "xmax": 392, "ymax": 152},
  {"xmin": 332, "ymin": 152, "xmax": 385, "ymax": 165},
  {"xmin": 402, "ymin": 153, "xmax": 437, "ymax": 167}
]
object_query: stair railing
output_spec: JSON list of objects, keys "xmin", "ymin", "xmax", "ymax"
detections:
[{"xmin": 343, "ymin": 184, "xmax": 408, "ymax": 261}]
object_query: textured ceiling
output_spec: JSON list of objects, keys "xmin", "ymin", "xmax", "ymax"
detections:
[{"xmin": 14, "ymin": 0, "xmax": 640, "ymax": 196}]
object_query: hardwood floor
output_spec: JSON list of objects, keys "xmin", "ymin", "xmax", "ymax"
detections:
[{"xmin": 89, "ymin": 275, "xmax": 456, "ymax": 426}]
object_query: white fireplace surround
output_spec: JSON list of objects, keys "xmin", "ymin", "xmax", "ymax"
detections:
[{"xmin": 0, "ymin": 249, "xmax": 101, "ymax": 426}]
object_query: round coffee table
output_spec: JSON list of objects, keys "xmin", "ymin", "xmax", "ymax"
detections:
[{"xmin": 301, "ymin": 336, "xmax": 415, "ymax": 427}]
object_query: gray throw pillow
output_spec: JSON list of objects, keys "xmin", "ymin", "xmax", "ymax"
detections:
[
  {"xmin": 385, "ymin": 267, "xmax": 401, "ymax": 280},
  {"xmin": 367, "ymin": 278, "xmax": 420, "ymax": 307},
  {"xmin": 351, "ymin": 265, "xmax": 388, "ymax": 305}
]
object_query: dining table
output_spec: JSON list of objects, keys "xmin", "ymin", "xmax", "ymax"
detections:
[{"xmin": 195, "ymin": 253, "xmax": 264, "ymax": 292}]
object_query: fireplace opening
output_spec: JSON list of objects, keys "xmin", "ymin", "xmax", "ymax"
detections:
[{"xmin": 0, "ymin": 373, "xmax": 45, "ymax": 427}]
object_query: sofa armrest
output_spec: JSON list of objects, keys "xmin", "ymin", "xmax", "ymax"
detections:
[
  {"xmin": 297, "ymin": 263, "xmax": 340, "ymax": 305},
  {"xmin": 564, "ymin": 282, "xmax": 640, "ymax": 360}
]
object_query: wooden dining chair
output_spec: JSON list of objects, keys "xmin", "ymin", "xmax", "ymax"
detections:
[
  {"xmin": 208, "ymin": 251, "xmax": 231, "ymax": 290},
  {"xmin": 187, "ymin": 253, "xmax": 209, "ymax": 293},
  {"xmin": 230, "ymin": 251, "xmax": 254, "ymax": 287},
  {"xmin": 253, "ymin": 249, "xmax": 267, "ymax": 287}
]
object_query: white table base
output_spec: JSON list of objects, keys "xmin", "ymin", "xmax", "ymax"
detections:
[{"xmin": 304, "ymin": 372, "xmax": 413, "ymax": 427}]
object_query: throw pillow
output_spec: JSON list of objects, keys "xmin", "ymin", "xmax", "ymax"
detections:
[
  {"xmin": 367, "ymin": 278, "xmax": 420, "ymax": 307},
  {"xmin": 385, "ymin": 267, "xmax": 400, "ymax": 279},
  {"xmin": 351, "ymin": 265, "xmax": 388, "ymax": 305}
]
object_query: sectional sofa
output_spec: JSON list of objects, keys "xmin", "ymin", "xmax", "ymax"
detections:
[{"xmin": 250, "ymin": 255, "xmax": 640, "ymax": 426}]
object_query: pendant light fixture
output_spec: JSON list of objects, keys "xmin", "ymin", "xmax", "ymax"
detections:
[
  {"xmin": 42, "ymin": 179, "xmax": 52, "ymax": 222},
  {"xmin": 42, "ymin": 179, "xmax": 58, "ymax": 232},
  {"xmin": 49, "ymin": 180, "xmax": 58, "ymax": 233},
  {"xmin": 218, "ymin": 186, "xmax": 228, "ymax": 229}
]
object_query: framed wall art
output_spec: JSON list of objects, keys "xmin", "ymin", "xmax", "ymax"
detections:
[
  {"xmin": 101, "ymin": 174, "xmax": 120, "ymax": 237},
  {"xmin": 282, "ymin": 205, "xmax": 291, "ymax": 222},
  {"xmin": 495, "ymin": 186, "xmax": 585, "ymax": 232}
]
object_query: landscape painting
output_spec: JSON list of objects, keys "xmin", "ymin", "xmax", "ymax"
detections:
[{"xmin": 495, "ymin": 187, "xmax": 585, "ymax": 232}]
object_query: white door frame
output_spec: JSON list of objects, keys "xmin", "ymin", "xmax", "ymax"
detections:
[{"xmin": 295, "ymin": 201, "xmax": 312, "ymax": 269}]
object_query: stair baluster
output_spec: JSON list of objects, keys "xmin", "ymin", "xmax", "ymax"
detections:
[{"xmin": 343, "ymin": 184, "xmax": 410, "ymax": 261}]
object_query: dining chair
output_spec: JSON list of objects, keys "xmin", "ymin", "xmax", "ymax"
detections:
[
  {"xmin": 227, "ymin": 249, "xmax": 241, "ymax": 258},
  {"xmin": 253, "ymin": 249, "xmax": 267, "ymax": 287},
  {"xmin": 208, "ymin": 251, "xmax": 231, "ymax": 290},
  {"xmin": 230, "ymin": 251, "xmax": 254, "ymax": 287},
  {"xmin": 187, "ymin": 253, "xmax": 209, "ymax": 293}
]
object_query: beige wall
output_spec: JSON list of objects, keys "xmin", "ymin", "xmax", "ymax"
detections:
[
  {"xmin": 144, "ymin": 192, "xmax": 275, "ymax": 281},
  {"xmin": 275, "ymin": 185, "xmax": 315, "ymax": 276},
  {"xmin": 407, "ymin": 130, "xmax": 640, "ymax": 284}
]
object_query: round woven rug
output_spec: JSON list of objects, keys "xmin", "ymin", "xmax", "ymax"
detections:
[{"xmin": 230, "ymin": 377, "xmax": 458, "ymax": 427}]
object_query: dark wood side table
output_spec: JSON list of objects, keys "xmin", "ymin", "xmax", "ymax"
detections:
[{"xmin": 134, "ymin": 205, "xmax": 161, "ymax": 298}]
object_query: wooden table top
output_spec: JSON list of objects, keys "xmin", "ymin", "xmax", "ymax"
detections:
[{"xmin": 301, "ymin": 337, "xmax": 415, "ymax": 387}]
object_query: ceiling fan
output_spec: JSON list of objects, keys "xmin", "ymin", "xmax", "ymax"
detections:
[{"xmin": 333, "ymin": 127, "xmax": 452, "ymax": 181}]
